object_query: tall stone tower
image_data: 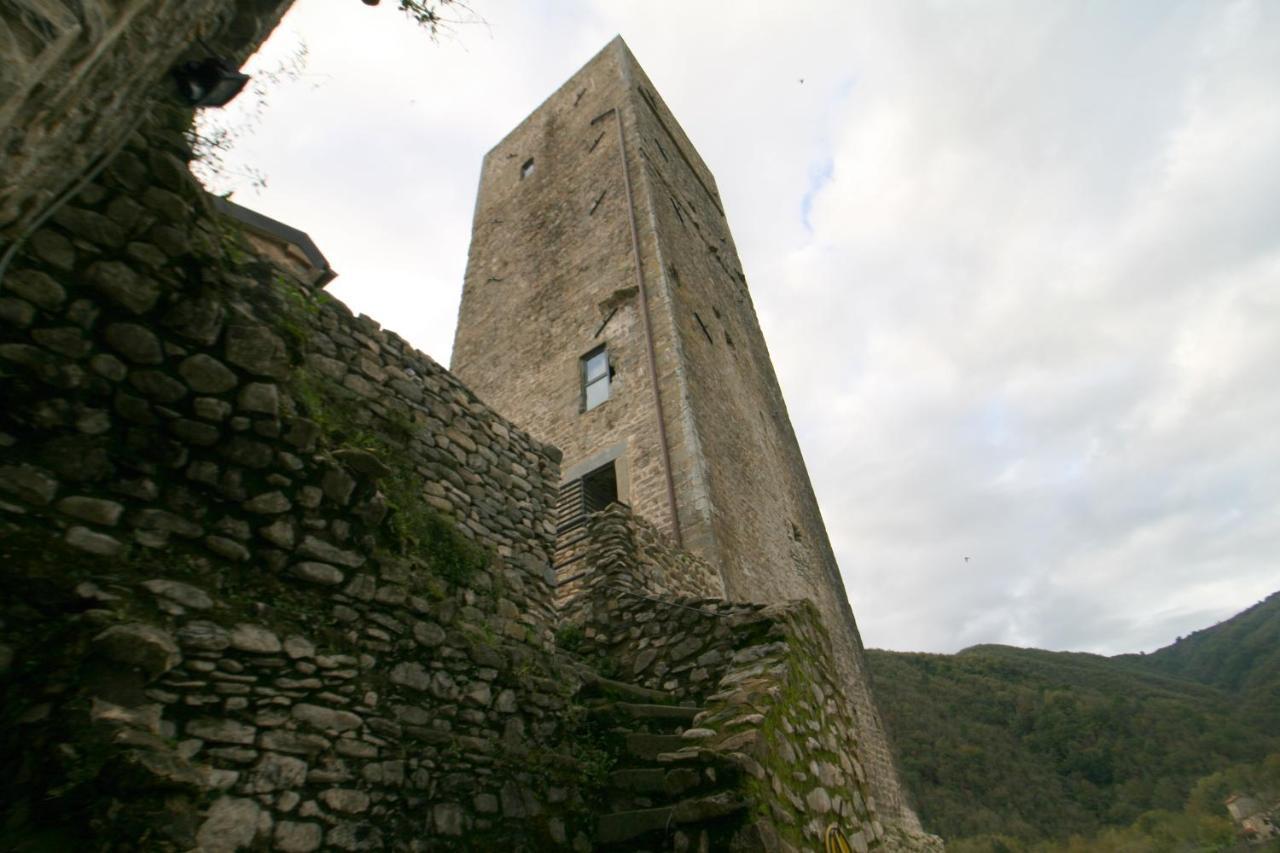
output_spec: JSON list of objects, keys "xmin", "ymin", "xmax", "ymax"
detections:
[{"xmin": 452, "ymin": 37, "xmax": 920, "ymax": 832}]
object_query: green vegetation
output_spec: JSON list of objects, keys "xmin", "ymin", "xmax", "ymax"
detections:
[
  {"xmin": 289, "ymin": 367, "xmax": 488, "ymax": 587},
  {"xmin": 868, "ymin": 592, "xmax": 1280, "ymax": 848}
]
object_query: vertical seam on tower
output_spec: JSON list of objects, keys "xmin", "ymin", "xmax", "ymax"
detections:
[{"xmin": 612, "ymin": 109, "xmax": 683, "ymax": 547}]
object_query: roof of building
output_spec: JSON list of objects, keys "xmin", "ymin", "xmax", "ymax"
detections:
[{"xmin": 211, "ymin": 196, "xmax": 336, "ymax": 286}]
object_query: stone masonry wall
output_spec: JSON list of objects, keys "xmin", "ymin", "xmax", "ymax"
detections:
[
  {"xmin": 558, "ymin": 506, "xmax": 941, "ymax": 851},
  {"xmin": 0, "ymin": 103, "xmax": 616, "ymax": 850},
  {"xmin": 452, "ymin": 39, "xmax": 695, "ymax": 542},
  {"xmin": 554, "ymin": 502, "xmax": 723, "ymax": 613},
  {"xmin": 1, "ymin": 0, "xmax": 290, "ymax": 236}
]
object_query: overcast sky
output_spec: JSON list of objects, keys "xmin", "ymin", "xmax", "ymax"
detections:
[{"xmin": 207, "ymin": 0, "xmax": 1280, "ymax": 656}]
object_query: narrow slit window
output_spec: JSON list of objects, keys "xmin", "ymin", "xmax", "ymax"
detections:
[
  {"xmin": 582, "ymin": 345, "xmax": 610, "ymax": 411},
  {"xmin": 694, "ymin": 312, "xmax": 714, "ymax": 345},
  {"xmin": 521, "ymin": 158, "xmax": 535, "ymax": 179}
]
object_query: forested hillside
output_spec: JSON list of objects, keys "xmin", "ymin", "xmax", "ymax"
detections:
[
  {"xmin": 867, "ymin": 592, "xmax": 1280, "ymax": 848},
  {"xmin": 1119, "ymin": 591, "xmax": 1280, "ymax": 731}
]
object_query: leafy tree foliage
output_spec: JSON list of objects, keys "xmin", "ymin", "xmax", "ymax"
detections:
[{"xmin": 867, "ymin": 592, "xmax": 1280, "ymax": 846}]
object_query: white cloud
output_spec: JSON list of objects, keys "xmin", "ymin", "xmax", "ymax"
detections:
[{"xmin": 217, "ymin": 0, "xmax": 1280, "ymax": 654}]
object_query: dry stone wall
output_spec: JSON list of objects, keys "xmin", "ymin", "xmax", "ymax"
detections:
[
  {"xmin": 0, "ymin": 104, "xmax": 614, "ymax": 850},
  {"xmin": 558, "ymin": 506, "xmax": 941, "ymax": 851}
]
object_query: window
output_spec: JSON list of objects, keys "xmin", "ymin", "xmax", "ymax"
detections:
[
  {"xmin": 581, "ymin": 462, "xmax": 618, "ymax": 511},
  {"xmin": 521, "ymin": 158, "xmax": 535, "ymax": 179},
  {"xmin": 582, "ymin": 345, "xmax": 610, "ymax": 411}
]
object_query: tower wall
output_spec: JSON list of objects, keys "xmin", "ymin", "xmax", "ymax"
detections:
[{"xmin": 452, "ymin": 37, "xmax": 920, "ymax": 831}]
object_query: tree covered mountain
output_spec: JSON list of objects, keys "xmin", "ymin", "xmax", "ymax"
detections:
[{"xmin": 866, "ymin": 592, "xmax": 1280, "ymax": 847}]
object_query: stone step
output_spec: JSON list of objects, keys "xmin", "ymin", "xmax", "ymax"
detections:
[
  {"xmin": 612, "ymin": 701, "xmax": 701, "ymax": 722},
  {"xmin": 607, "ymin": 768, "xmax": 667, "ymax": 793},
  {"xmin": 624, "ymin": 733, "xmax": 689, "ymax": 762},
  {"xmin": 578, "ymin": 671, "xmax": 676, "ymax": 705},
  {"xmin": 595, "ymin": 792, "xmax": 748, "ymax": 845},
  {"xmin": 596, "ymin": 805, "xmax": 676, "ymax": 845},
  {"xmin": 589, "ymin": 701, "xmax": 702, "ymax": 731}
]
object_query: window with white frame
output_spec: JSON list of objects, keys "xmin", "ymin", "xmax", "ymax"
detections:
[{"xmin": 582, "ymin": 345, "xmax": 610, "ymax": 411}]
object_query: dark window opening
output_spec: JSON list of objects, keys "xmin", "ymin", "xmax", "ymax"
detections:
[
  {"xmin": 724, "ymin": 330, "xmax": 735, "ymax": 349},
  {"xmin": 582, "ymin": 345, "xmax": 610, "ymax": 410},
  {"xmin": 556, "ymin": 461, "xmax": 622, "ymax": 536},
  {"xmin": 582, "ymin": 462, "xmax": 618, "ymax": 512},
  {"xmin": 521, "ymin": 158, "xmax": 535, "ymax": 179},
  {"xmin": 668, "ymin": 265, "xmax": 681, "ymax": 287},
  {"xmin": 694, "ymin": 312, "xmax": 714, "ymax": 345},
  {"xmin": 712, "ymin": 306, "xmax": 721, "ymax": 319}
]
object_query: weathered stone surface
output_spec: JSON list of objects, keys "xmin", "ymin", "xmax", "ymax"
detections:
[
  {"xmin": 4, "ymin": 270, "xmax": 65, "ymax": 311},
  {"xmin": 187, "ymin": 718, "xmax": 257, "ymax": 745},
  {"xmin": 87, "ymin": 261, "xmax": 158, "ymax": 314},
  {"xmin": 224, "ymin": 324, "xmax": 288, "ymax": 378},
  {"xmin": 283, "ymin": 635, "xmax": 315, "ymax": 659},
  {"xmin": 805, "ymin": 786, "xmax": 833, "ymax": 814},
  {"xmin": 206, "ymin": 535, "xmax": 250, "ymax": 561},
  {"xmin": 132, "ymin": 508, "xmax": 202, "ymax": 537},
  {"xmin": 196, "ymin": 796, "xmax": 261, "ymax": 852},
  {"xmin": 129, "ymin": 369, "xmax": 187, "ymax": 402},
  {"xmin": 320, "ymin": 468, "xmax": 356, "ymax": 504},
  {"xmin": 243, "ymin": 753, "xmax": 308, "ymax": 793},
  {"xmin": 90, "ymin": 353, "xmax": 128, "ymax": 381},
  {"xmin": 320, "ymin": 788, "xmax": 370, "ymax": 814},
  {"xmin": 0, "ymin": 297, "xmax": 35, "ymax": 327},
  {"xmin": 57, "ymin": 496, "xmax": 124, "ymax": 526},
  {"xmin": 178, "ymin": 620, "xmax": 232, "ymax": 651},
  {"xmin": 290, "ymin": 562, "xmax": 345, "ymax": 586},
  {"xmin": 297, "ymin": 536, "xmax": 364, "ymax": 568},
  {"xmin": 92, "ymin": 623, "xmax": 180, "ymax": 678},
  {"xmin": 433, "ymin": 803, "xmax": 466, "ymax": 835},
  {"xmin": 142, "ymin": 578, "xmax": 213, "ymax": 609},
  {"xmin": 179, "ymin": 354, "xmax": 239, "ymax": 393},
  {"xmin": 65, "ymin": 525, "xmax": 124, "ymax": 555},
  {"xmin": 51, "ymin": 206, "xmax": 125, "ymax": 246},
  {"xmin": 238, "ymin": 382, "xmax": 279, "ymax": 415},
  {"xmin": 0, "ymin": 465, "xmax": 58, "ymax": 504},
  {"xmin": 332, "ymin": 448, "xmax": 392, "ymax": 479},
  {"xmin": 163, "ymin": 296, "xmax": 225, "ymax": 346},
  {"xmin": 389, "ymin": 662, "xmax": 430, "ymax": 691},
  {"xmin": 327, "ymin": 822, "xmax": 383, "ymax": 851},
  {"xmin": 104, "ymin": 322, "xmax": 163, "ymax": 364},
  {"xmin": 260, "ymin": 518, "xmax": 295, "ymax": 548},
  {"xmin": 229, "ymin": 624, "xmax": 281, "ymax": 654},
  {"xmin": 293, "ymin": 703, "xmax": 362, "ymax": 733},
  {"xmin": 29, "ymin": 230, "xmax": 75, "ymax": 271},
  {"xmin": 260, "ymin": 730, "xmax": 332, "ymax": 755},
  {"xmin": 243, "ymin": 490, "xmax": 290, "ymax": 514},
  {"xmin": 413, "ymin": 621, "xmax": 446, "ymax": 647},
  {"xmin": 274, "ymin": 821, "xmax": 323, "ymax": 852}
]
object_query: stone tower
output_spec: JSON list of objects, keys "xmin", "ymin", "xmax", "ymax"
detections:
[{"xmin": 452, "ymin": 37, "xmax": 920, "ymax": 831}]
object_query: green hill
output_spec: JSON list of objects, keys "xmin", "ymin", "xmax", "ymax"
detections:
[
  {"xmin": 1118, "ymin": 591, "xmax": 1280, "ymax": 731},
  {"xmin": 866, "ymin": 592, "xmax": 1280, "ymax": 845}
]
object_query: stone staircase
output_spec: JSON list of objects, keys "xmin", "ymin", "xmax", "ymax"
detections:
[{"xmin": 579, "ymin": 674, "xmax": 749, "ymax": 851}]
